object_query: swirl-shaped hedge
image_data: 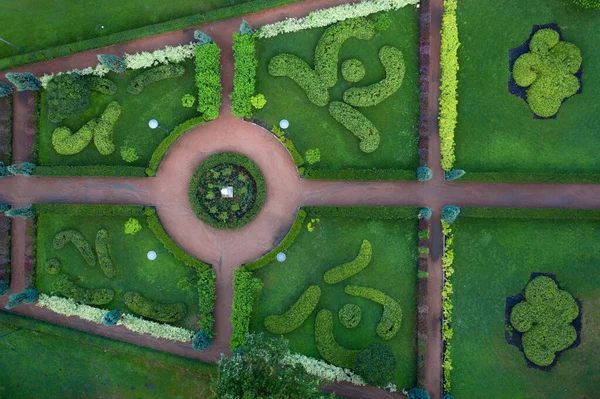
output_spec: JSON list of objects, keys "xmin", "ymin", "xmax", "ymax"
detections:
[
  {"xmin": 264, "ymin": 285, "xmax": 321, "ymax": 334},
  {"xmin": 53, "ymin": 274, "xmax": 114, "ymax": 305},
  {"xmin": 315, "ymin": 309, "xmax": 360, "ymax": 369},
  {"xmin": 323, "ymin": 239, "xmax": 372, "ymax": 284},
  {"xmin": 345, "ymin": 285, "xmax": 402, "ymax": 340},
  {"xmin": 328, "ymin": 102, "xmax": 380, "ymax": 153},
  {"xmin": 127, "ymin": 64, "xmax": 185, "ymax": 95},
  {"xmin": 53, "ymin": 230, "xmax": 96, "ymax": 267},
  {"xmin": 123, "ymin": 291, "xmax": 187, "ymax": 323},
  {"xmin": 268, "ymin": 54, "xmax": 329, "ymax": 107},
  {"xmin": 95, "ymin": 229, "xmax": 116, "ymax": 278}
]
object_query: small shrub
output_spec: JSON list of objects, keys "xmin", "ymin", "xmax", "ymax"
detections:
[
  {"xmin": 250, "ymin": 93, "xmax": 266, "ymax": 109},
  {"xmin": 95, "ymin": 229, "xmax": 116, "ymax": 278},
  {"xmin": 53, "ymin": 274, "xmax": 114, "ymax": 305},
  {"xmin": 408, "ymin": 387, "xmax": 431, "ymax": 399},
  {"xmin": 195, "ymin": 43, "xmax": 221, "ymax": 120},
  {"xmin": 231, "ymin": 33, "xmax": 258, "ymax": 118},
  {"xmin": 102, "ymin": 310, "xmax": 121, "ymax": 326},
  {"xmin": 194, "ymin": 30, "xmax": 213, "ymax": 45},
  {"xmin": 192, "ymin": 330, "xmax": 213, "ymax": 350},
  {"xmin": 124, "ymin": 217, "xmax": 142, "ymax": 235},
  {"xmin": 371, "ymin": 12, "xmax": 392, "ymax": 31},
  {"xmin": 231, "ymin": 269, "xmax": 263, "ymax": 348},
  {"xmin": 97, "ymin": 54, "xmax": 127, "ymax": 73},
  {"xmin": 417, "ymin": 167, "xmax": 432, "ymax": 182},
  {"xmin": 315, "ymin": 309, "xmax": 359, "ymax": 369},
  {"xmin": 5, "ymin": 206, "xmax": 34, "ymax": 219},
  {"xmin": 354, "ymin": 342, "xmax": 396, "ymax": 386},
  {"xmin": 5, "ymin": 288, "xmax": 39, "ymax": 309},
  {"xmin": 341, "ymin": 59, "xmax": 366, "ymax": 82},
  {"xmin": 444, "ymin": 169, "xmax": 465, "ymax": 181},
  {"xmin": 305, "ymin": 148, "xmax": 321, "ymax": 165},
  {"xmin": 329, "ymin": 101, "xmax": 379, "ymax": 153},
  {"xmin": 419, "ymin": 207, "xmax": 432, "ymax": 220},
  {"xmin": 45, "ymin": 73, "xmax": 91, "ymax": 123},
  {"xmin": 442, "ymin": 205, "xmax": 461, "ymax": 224},
  {"xmin": 8, "ymin": 162, "xmax": 36, "ymax": 176},
  {"xmin": 45, "ymin": 258, "xmax": 61, "ymax": 275},
  {"xmin": 0, "ymin": 82, "xmax": 12, "ymax": 97},
  {"xmin": 120, "ymin": 145, "xmax": 140, "ymax": 163},
  {"xmin": 181, "ymin": 93, "xmax": 196, "ymax": 108},
  {"xmin": 418, "ymin": 229, "xmax": 430, "ymax": 240},
  {"xmin": 6, "ymin": 72, "xmax": 40, "ymax": 91},
  {"xmin": 324, "ymin": 240, "xmax": 372, "ymax": 284},
  {"xmin": 418, "ymin": 247, "xmax": 430, "ymax": 255},
  {"xmin": 418, "ymin": 270, "xmax": 429, "ymax": 279},
  {"xmin": 127, "ymin": 64, "xmax": 185, "ymax": 95},
  {"xmin": 339, "ymin": 303, "xmax": 362, "ymax": 329},
  {"xmin": 264, "ymin": 285, "xmax": 321, "ymax": 334},
  {"xmin": 123, "ymin": 291, "xmax": 187, "ymax": 323}
]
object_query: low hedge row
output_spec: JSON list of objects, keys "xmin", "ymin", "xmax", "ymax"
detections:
[
  {"xmin": 315, "ymin": 309, "xmax": 359, "ymax": 369},
  {"xmin": 323, "ymin": 240, "xmax": 372, "ymax": 284},
  {"xmin": 242, "ymin": 209, "xmax": 306, "ymax": 271},
  {"xmin": 95, "ymin": 229, "xmax": 116, "ymax": 278},
  {"xmin": 329, "ymin": 101, "xmax": 380, "ymax": 153},
  {"xmin": 197, "ymin": 268, "xmax": 216, "ymax": 337},
  {"xmin": 460, "ymin": 172, "xmax": 600, "ymax": 184},
  {"xmin": 34, "ymin": 165, "xmax": 146, "ymax": 177},
  {"xmin": 127, "ymin": 64, "xmax": 185, "ymax": 95},
  {"xmin": 231, "ymin": 33, "xmax": 258, "ymax": 118},
  {"xmin": 270, "ymin": 126, "xmax": 304, "ymax": 167},
  {"xmin": 195, "ymin": 43, "xmax": 222, "ymax": 121},
  {"xmin": 345, "ymin": 285, "xmax": 402, "ymax": 340},
  {"xmin": 305, "ymin": 206, "xmax": 418, "ymax": 220},
  {"xmin": 93, "ymin": 101, "xmax": 121, "ymax": 155},
  {"xmin": 303, "ymin": 168, "xmax": 416, "ymax": 181},
  {"xmin": 230, "ymin": 269, "xmax": 263, "ymax": 349},
  {"xmin": 459, "ymin": 207, "xmax": 600, "ymax": 220},
  {"xmin": 146, "ymin": 117, "xmax": 205, "ymax": 176},
  {"xmin": 53, "ymin": 274, "xmax": 114, "ymax": 305},
  {"xmin": 264, "ymin": 285, "xmax": 321, "ymax": 334},
  {"xmin": 123, "ymin": 291, "xmax": 187, "ymax": 323},
  {"xmin": 268, "ymin": 53, "xmax": 329, "ymax": 107},
  {"xmin": 53, "ymin": 230, "xmax": 96, "ymax": 267},
  {"xmin": 33, "ymin": 204, "xmax": 144, "ymax": 217}
]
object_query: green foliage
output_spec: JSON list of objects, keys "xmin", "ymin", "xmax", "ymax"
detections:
[
  {"xmin": 93, "ymin": 101, "xmax": 121, "ymax": 155},
  {"xmin": 304, "ymin": 168, "xmax": 416, "ymax": 181},
  {"xmin": 439, "ymin": 0, "xmax": 459, "ymax": 171},
  {"xmin": 97, "ymin": 54, "xmax": 126, "ymax": 73},
  {"xmin": 239, "ymin": 20, "xmax": 253, "ymax": 35},
  {"xmin": 323, "ymin": 240, "xmax": 372, "ymax": 284},
  {"xmin": 264, "ymin": 285, "xmax": 321, "ymax": 334},
  {"xmin": 5, "ymin": 206, "xmax": 34, "ymax": 219},
  {"xmin": 46, "ymin": 73, "xmax": 91, "ymax": 123},
  {"xmin": 441, "ymin": 220, "xmax": 454, "ymax": 393},
  {"xmin": 444, "ymin": 168, "xmax": 465, "ymax": 181},
  {"xmin": 0, "ymin": 82, "xmax": 13, "ymax": 97},
  {"xmin": 442, "ymin": 205, "xmax": 461, "ymax": 224},
  {"xmin": 418, "ymin": 270, "xmax": 429, "ymax": 279},
  {"xmin": 344, "ymin": 285, "xmax": 402, "ymax": 340},
  {"xmin": 268, "ymin": 53, "xmax": 329, "ymax": 106},
  {"xmin": 7, "ymin": 162, "xmax": 36, "ymax": 176},
  {"xmin": 124, "ymin": 217, "xmax": 142, "ymax": 235},
  {"xmin": 195, "ymin": 43, "xmax": 221, "ymax": 120},
  {"xmin": 306, "ymin": 206, "xmax": 418, "ymax": 220},
  {"xmin": 88, "ymin": 77, "xmax": 118, "ymax": 95},
  {"xmin": 123, "ymin": 291, "xmax": 187, "ymax": 323},
  {"xmin": 343, "ymin": 46, "xmax": 405, "ymax": 107},
  {"xmin": 5, "ymin": 288, "xmax": 39, "ymax": 309},
  {"xmin": 45, "ymin": 258, "xmax": 61, "ymax": 275},
  {"xmin": 341, "ymin": 59, "xmax": 366, "ymax": 83},
  {"xmin": 95, "ymin": 229, "xmax": 116, "ymax": 278},
  {"xmin": 53, "ymin": 230, "xmax": 96, "ymax": 267},
  {"xmin": 231, "ymin": 33, "xmax": 258, "ymax": 118},
  {"xmin": 250, "ymin": 93, "xmax": 267, "ymax": 109},
  {"xmin": 307, "ymin": 217, "xmax": 320, "ymax": 232},
  {"xmin": 572, "ymin": 0, "xmax": 600, "ymax": 8},
  {"xmin": 231, "ymin": 270, "xmax": 263, "ymax": 349},
  {"xmin": 314, "ymin": 309, "xmax": 359, "ymax": 369},
  {"xmin": 510, "ymin": 276, "xmax": 579, "ymax": 366},
  {"xmin": 102, "ymin": 310, "xmax": 122, "ymax": 326},
  {"xmin": 408, "ymin": 387, "xmax": 431, "ymax": 399},
  {"xmin": 34, "ymin": 204, "xmax": 144, "ymax": 217},
  {"xmin": 329, "ymin": 101, "xmax": 379, "ymax": 153},
  {"xmin": 271, "ymin": 126, "xmax": 304, "ymax": 167},
  {"xmin": 6, "ymin": 72, "xmax": 40, "ymax": 91},
  {"xmin": 371, "ymin": 12, "xmax": 392, "ymax": 31},
  {"xmin": 181, "ymin": 93, "xmax": 196, "ymax": 108},
  {"xmin": 127, "ymin": 64, "xmax": 185, "ymax": 95},
  {"xmin": 194, "ymin": 30, "xmax": 213, "ymax": 45},
  {"xmin": 34, "ymin": 165, "xmax": 146, "ymax": 177},
  {"xmin": 338, "ymin": 303, "xmax": 362, "ymax": 329},
  {"xmin": 418, "ymin": 247, "xmax": 430, "ymax": 255},
  {"xmin": 120, "ymin": 145, "xmax": 140, "ymax": 163},
  {"xmin": 418, "ymin": 229, "xmax": 430, "ymax": 240},
  {"xmin": 0, "ymin": 280, "xmax": 9, "ymax": 296},
  {"xmin": 53, "ymin": 274, "xmax": 114, "ymax": 305},
  {"xmin": 513, "ymin": 29, "xmax": 582, "ymax": 117},
  {"xmin": 417, "ymin": 166, "xmax": 432, "ymax": 182},
  {"xmin": 354, "ymin": 342, "xmax": 396, "ymax": 386},
  {"xmin": 197, "ymin": 268, "xmax": 216, "ymax": 337},
  {"xmin": 192, "ymin": 330, "xmax": 213, "ymax": 351},
  {"xmin": 305, "ymin": 148, "xmax": 321, "ymax": 165}
]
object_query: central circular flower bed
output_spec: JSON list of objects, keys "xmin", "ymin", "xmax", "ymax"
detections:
[{"xmin": 188, "ymin": 152, "xmax": 266, "ymax": 229}]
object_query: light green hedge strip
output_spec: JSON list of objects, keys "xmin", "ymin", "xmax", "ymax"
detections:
[
  {"xmin": 231, "ymin": 269, "xmax": 264, "ymax": 348},
  {"xmin": 439, "ymin": 0, "xmax": 459, "ymax": 171},
  {"xmin": 459, "ymin": 207, "xmax": 600, "ymax": 220},
  {"xmin": 34, "ymin": 165, "xmax": 146, "ymax": 177},
  {"xmin": 36, "ymin": 294, "xmax": 194, "ymax": 342},
  {"xmin": 441, "ymin": 220, "xmax": 454, "ymax": 393},
  {"xmin": 258, "ymin": 0, "xmax": 419, "ymax": 38},
  {"xmin": 264, "ymin": 285, "xmax": 321, "ymax": 334},
  {"xmin": 324, "ymin": 240, "xmax": 372, "ymax": 284}
]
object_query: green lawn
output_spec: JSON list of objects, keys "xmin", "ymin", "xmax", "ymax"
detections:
[
  {"xmin": 254, "ymin": 7, "xmax": 420, "ymax": 175},
  {"xmin": 38, "ymin": 59, "xmax": 198, "ymax": 168},
  {"xmin": 455, "ymin": 0, "xmax": 600, "ymax": 176},
  {"xmin": 0, "ymin": 0, "xmax": 235, "ymax": 59},
  {"xmin": 36, "ymin": 213, "xmax": 200, "ymax": 329},
  {"xmin": 450, "ymin": 211, "xmax": 600, "ymax": 398},
  {"xmin": 0, "ymin": 312, "xmax": 215, "ymax": 398},
  {"xmin": 250, "ymin": 208, "xmax": 418, "ymax": 389}
]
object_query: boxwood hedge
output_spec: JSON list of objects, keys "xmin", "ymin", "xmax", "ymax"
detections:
[
  {"xmin": 328, "ymin": 101, "xmax": 380, "ymax": 153},
  {"xmin": 53, "ymin": 274, "xmax": 114, "ymax": 305},
  {"xmin": 323, "ymin": 240, "xmax": 372, "ymax": 284},
  {"xmin": 315, "ymin": 309, "xmax": 359, "ymax": 369},
  {"xmin": 123, "ymin": 291, "xmax": 187, "ymax": 323},
  {"xmin": 264, "ymin": 285, "xmax": 321, "ymax": 334},
  {"xmin": 53, "ymin": 230, "xmax": 96, "ymax": 267},
  {"xmin": 127, "ymin": 64, "xmax": 185, "ymax": 95}
]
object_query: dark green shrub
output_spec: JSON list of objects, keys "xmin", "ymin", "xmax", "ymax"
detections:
[
  {"xmin": 127, "ymin": 64, "xmax": 185, "ymax": 95},
  {"xmin": 53, "ymin": 230, "xmax": 96, "ymax": 267},
  {"xmin": 0, "ymin": 82, "xmax": 12, "ymax": 97},
  {"xmin": 231, "ymin": 33, "xmax": 258, "ymax": 118},
  {"xmin": 329, "ymin": 101, "xmax": 379, "ymax": 153},
  {"xmin": 264, "ymin": 285, "xmax": 321, "ymax": 334},
  {"xmin": 5, "ymin": 288, "xmax": 39, "ymax": 309},
  {"xmin": 355, "ymin": 342, "xmax": 396, "ymax": 386},
  {"xmin": 417, "ymin": 167, "xmax": 432, "ymax": 182},
  {"xmin": 53, "ymin": 274, "xmax": 114, "ymax": 305},
  {"xmin": 198, "ymin": 269, "xmax": 216, "ymax": 337},
  {"xmin": 93, "ymin": 101, "xmax": 121, "ymax": 155},
  {"xmin": 343, "ymin": 46, "xmax": 405, "ymax": 107},
  {"xmin": 314, "ymin": 309, "xmax": 359, "ymax": 369},
  {"xmin": 102, "ymin": 310, "xmax": 121, "ymax": 326},
  {"xmin": 341, "ymin": 59, "xmax": 366, "ymax": 83},
  {"xmin": 97, "ymin": 54, "xmax": 127, "ymax": 73},
  {"xmin": 95, "ymin": 229, "xmax": 116, "ymax": 278},
  {"xmin": 371, "ymin": 12, "xmax": 392, "ymax": 31},
  {"xmin": 408, "ymin": 387, "xmax": 431, "ymax": 399},
  {"xmin": 323, "ymin": 240, "xmax": 371, "ymax": 284},
  {"xmin": 510, "ymin": 276, "xmax": 579, "ymax": 366},
  {"xmin": 0, "ymin": 202, "xmax": 9, "ymax": 213},
  {"xmin": 345, "ymin": 285, "xmax": 402, "ymax": 340},
  {"xmin": 231, "ymin": 269, "xmax": 263, "ymax": 348},
  {"xmin": 33, "ymin": 204, "xmax": 144, "ymax": 217},
  {"xmin": 339, "ymin": 303, "xmax": 362, "ymax": 329},
  {"xmin": 6, "ymin": 72, "xmax": 40, "ymax": 91},
  {"xmin": 34, "ymin": 165, "xmax": 145, "ymax": 177},
  {"xmin": 5, "ymin": 206, "xmax": 34, "ymax": 219},
  {"xmin": 0, "ymin": 280, "xmax": 9, "ymax": 296},
  {"xmin": 195, "ymin": 43, "xmax": 221, "ymax": 121},
  {"xmin": 442, "ymin": 205, "xmax": 461, "ymax": 224},
  {"xmin": 7, "ymin": 162, "xmax": 36, "ymax": 176},
  {"xmin": 89, "ymin": 77, "xmax": 118, "ymax": 95},
  {"xmin": 571, "ymin": 0, "xmax": 600, "ymax": 8},
  {"xmin": 192, "ymin": 330, "xmax": 213, "ymax": 351},
  {"xmin": 46, "ymin": 74, "xmax": 91, "ymax": 123},
  {"xmin": 268, "ymin": 54, "xmax": 329, "ymax": 107},
  {"xmin": 194, "ymin": 30, "xmax": 213, "ymax": 45},
  {"xmin": 45, "ymin": 258, "xmax": 61, "ymax": 275},
  {"xmin": 123, "ymin": 291, "xmax": 186, "ymax": 323},
  {"xmin": 444, "ymin": 168, "xmax": 465, "ymax": 181}
]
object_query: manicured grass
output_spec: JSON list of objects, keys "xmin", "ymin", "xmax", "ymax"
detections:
[
  {"xmin": 0, "ymin": 312, "xmax": 215, "ymax": 398},
  {"xmin": 0, "ymin": 0, "xmax": 233, "ymax": 59},
  {"xmin": 455, "ymin": 0, "xmax": 600, "ymax": 176},
  {"xmin": 250, "ymin": 209, "xmax": 418, "ymax": 388},
  {"xmin": 38, "ymin": 59, "xmax": 198, "ymax": 168},
  {"xmin": 254, "ymin": 7, "xmax": 420, "ymax": 174},
  {"xmin": 36, "ymin": 214, "xmax": 200, "ymax": 329},
  {"xmin": 450, "ymin": 212, "xmax": 600, "ymax": 398}
]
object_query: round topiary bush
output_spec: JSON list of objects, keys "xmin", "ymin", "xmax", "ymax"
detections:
[
  {"xmin": 189, "ymin": 152, "xmax": 266, "ymax": 229},
  {"xmin": 341, "ymin": 59, "xmax": 366, "ymax": 83},
  {"xmin": 45, "ymin": 258, "xmax": 61, "ymax": 275},
  {"xmin": 339, "ymin": 303, "xmax": 362, "ymax": 328},
  {"xmin": 192, "ymin": 330, "xmax": 214, "ymax": 351}
]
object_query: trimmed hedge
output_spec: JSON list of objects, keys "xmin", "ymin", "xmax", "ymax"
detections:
[
  {"xmin": 192, "ymin": 330, "xmax": 213, "ymax": 351},
  {"xmin": 5, "ymin": 288, "xmax": 39, "ymax": 309},
  {"xmin": 305, "ymin": 206, "xmax": 418, "ymax": 220},
  {"xmin": 231, "ymin": 269, "xmax": 263, "ymax": 349},
  {"xmin": 34, "ymin": 165, "xmax": 146, "ymax": 177},
  {"xmin": 270, "ymin": 125, "xmax": 304, "ymax": 167},
  {"xmin": 198, "ymin": 268, "xmax": 216, "ymax": 337},
  {"xmin": 355, "ymin": 342, "xmax": 396, "ymax": 386},
  {"xmin": 93, "ymin": 101, "xmax": 121, "ymax": 155},
  {"xmin": 46, "ymin": 74, "xmax": 91, "ymax": 123},
  {"xmin": 264, "ymin": 285, "xmax": 321, "ymax": 334},
  {"xmin": 95, "ymin": 229, "xmax": 116, "ymax": 278},
  {"xmin": 146, "ymin": 117, "xmax": 205, "ymax": 176},
  {"xmin": 89, "ymin": 77, "xmax": 118, "ymax": 95},
  {"xmin": 441, "ymin": 205, "xmax": 460, "ymax": 224},
  {"xmin": 304, "ymin": 168, "xmax": 416, "ymax": 181},
  {"xmin": 459, "ymin": 207, "xmax": 600, "ymax": 220},
  {"xmin": 127, "ymin": 64, "xmax": 185, "ymax": 95},
  {"xmin": 268, "ymin": 53, "xmax": 329, "ymax": 107},
  {"xmin": 339, "ymin": 303, "xmax": 362, "ymax": 329},
  {"xmin": 53, "ymin": 230, "xmax": 96, "ymax": 267},
  {"xmin": 123, "ymin": 291, "xmax": 187, "ymax": 323},
  {"xmin": 343, "ymin": 46, "xmax": 405, "ymax": 107},
  {"xmin": 34, "ymin": 204, "xmax": 144, "ymax": 217},
  {"xmin": 315, "ymin": 309, "xmax": 359, "ymax": 369},
  {"xmin": 53, "ymin": 274, "xmax": 114, "ymax": 305},
  {"xmin": 242, "ymin": 209, "xmax": 306, "ymax": 271},
  {"xmin": 324, "ymin": 240, "xmax": 372, "ymax": 284},
  {"xmin": 231, "ymin": 33, "xmax": 258, "ymax": 118},
  {"xmin": 341, "ymin": 59, "xmax": 366, "ymax": 82},
  {"xmin": 45, "ymin": 258, "xmax": 61, "ymax": 275},
  {"xmin": 329, "ymin": 101, "xmax": 379, "ymax": 153},
  {"xmin": 345, "ymin": 285, "xmax": 402, "ymax": 340},
  {"xmin": 460, "ymin": 171, "xmax": 600, "ymax": 184},
  {"xmin": 195, "ymin": 43, "xmax": 222, "ymax": 121}
]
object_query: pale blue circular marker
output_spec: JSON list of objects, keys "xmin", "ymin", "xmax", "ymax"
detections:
[
  {"xmin": 276, "ymin": 252, "xmax": 286, "ymax": 262},
  {"xmin": 279, "ymin": 119, "xmax": 289, "ymax": 129},
  {"xmin": 147, "ymin": 250, "xmax": 157, "ymax": 260},
  {"xmin": 148, "ymin": 119, "xmax": 159, "ymax": 129}
]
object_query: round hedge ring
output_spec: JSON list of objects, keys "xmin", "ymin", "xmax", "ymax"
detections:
[
  {"xmin": 339, "ymin": 303, "xmax": 362, "ymax": 329},
  {"xmin": 341, "ymin": 59, "xmax": 366, "ymax": 83},
  {"xmin": 189, "ymin": 152, "xmax": 266, "ymax": 229}
]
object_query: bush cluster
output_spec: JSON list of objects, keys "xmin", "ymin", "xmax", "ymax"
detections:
[
  {"xmin": 268, "ymin": 54, "xmax": 329, "ymax": 107},
  {"xmin": 5, "ymin": 288, "xmax": 39, "ymax": 309},
  {"xmin": 305, "ymin": 168, "xmax": 416, "ymax": 181},
  {"xmin": 53, "ymin": 230, "xmax": 96, "ymax": 267},
  {"xmin": 46, "ymin": 73, "xmax": 91, "ymax": 123},
  {"xmin": 127, "ymin": 64, "xmax": 185, "ymax": 95},
  {"xmin": 53, "ymin": 274, "xmax": 114, "ymax": 305},
  {"xmin": 329, "ymin": 101, "xmax": 380, "ymax": 153},
  {"xmin": 345, "ymin": 285, "xmax": 402, "ymax": 340},
  {"xmin": 315, "ymin": 309, "xmax": 359, "ymax": 369},
  {"xmin": 343, "ymin": 46, "xmax": 404, "ymax": 107},
  {"xmin": 264, "ymin": 285, "xmax": 321, "ymax": 334},
  {"xmin": 339, "ymin": 303, "xmax": 362, "ymax": 329},
  {"xmin": 354, "ymin": 342, "xmax": 396, "ymax": 386},
  {"xmin": 324, "ymin": 240, "xmax": 372, "ymax": 284},
  {"xmin": 192, "ymin": 330, "xmax": 213, "ymax": 351},
  {"xmin": 231, "ymin": 269, "xmax": 263, "ymax": 348},
  {"xmin": 231, "ymin": 33, "xmax": 258, "ymax": 118},
  {"xmin": 45, "ymin": 258, "xmax": 61, "ymax": 275},
  {"xmin": 198, "ymin": 268, "xmax": 216, "ymax": 337},
  {"xmin": 34, "ymin": 165, "xmax": 146, "ymax": 177},
  {"xmin": 305, "ymin": 148, "xmax": 321, "ymax": 165},
  {"xmin": 195, "ymin": 43, "xmax": 221, "ymax": 120},
  {"xmin": 341, "ymin": 59, "xmax": 366, "ymax": 83},
  {"xmin": 95, "ymin": 229, "xmax": 116, "ymax": 278},
  {"xmin": 123, "ymin": 291, "xmax": 186, "ymax": 323},
  {"xmin": 89, "ymin": 76, "xmax": 118, "ymax": 95}
]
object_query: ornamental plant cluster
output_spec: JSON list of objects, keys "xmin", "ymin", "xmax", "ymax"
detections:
[
  {"xmin": 231, "ymin": 28, "xmax": 258, "ymax": 118},
  {"xmin": 194, "ymin": 35, "xmax": 222, "ymax": 121}
]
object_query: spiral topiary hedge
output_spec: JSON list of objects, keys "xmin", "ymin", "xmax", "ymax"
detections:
[
  {"xmin": 264, "ymin": 285, "xmax": 321, "ymax": 334},
  {"xmin": 323, "ymin": 240, "xmax": 372, "ymax": 284},
  {"xmin": 123, "ymin": 291, "xmax": 187, "ymax": 323},
  {"xmin": 53, "ymin": 230, "xmax": 96, "ymax": 267},
  {"xmin": 53, "ymin": 274, "xmax": 114, "ymax": 305},
  {"xmin": 328, "ymin": 101, "xmax": 380, "ymax": 153},
  {"xmin": 127, "ymin": 64, "xmax": 185, "ymax": 95}
]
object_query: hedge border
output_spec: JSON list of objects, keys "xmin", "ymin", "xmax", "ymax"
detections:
[
  {"xmin": 304, "ymin": 168, "xmax": 416, "ymax": 181},
  {"xmin": 460, "ymin": 172, "xmax": 600, "ymax": 184},
  {"xmin": 0, "ymin": 96, "xmax": 12, "ymax": 164},
  {"xmin": 0, "ymin": 215, "xmax": 10, "ymax": 288},
  {"xmin": 34, "ymin": 165, "xmax": 146, "ymax": 177},
  {"xmin": 33, "ymin": 204, "xmax": 145, "ymax": 217},
  {"xmin": 458, "ymin": 207, "xmax": 600, "ymax": 220},
  {"xmin": 304, "ymin": 206, "xmax": 419, "ymax": 220}
]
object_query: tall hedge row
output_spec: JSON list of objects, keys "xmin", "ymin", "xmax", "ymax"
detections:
[
  {"xmin": 230, "ymin": 269, "xmax": 263, "ymax": 348},
  {"xmin": 195, "ymin": 43, "xmax": 222, "ymax": 121},
  {"xmin": 231, "ymin": 33, "xmax": 258, "ymax": 118}
]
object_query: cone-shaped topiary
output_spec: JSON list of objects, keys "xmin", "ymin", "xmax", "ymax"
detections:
[
  {"xmin": 442, "ymin": 205, "xmax": 460, "ymax": 224},
  {"xmin": 0, "ymin": 82, "xmax": 13, "ymax": 98},
  {"xmin": 194, "ymin": 30, "xmax": 214, "ymax": 45},
  {"xmin": 192, "ymin": 330, "xmax": 214, "ymax": 351},
  {"xmin": 102, "ymin": 310, "xmax": 122, "ymax": 326},
  {"xmin": 354, "ymin": 342, "xmax": 396, "ymax": 386},
  {"xmin": 417, "ymin": 166, "xmax": 433, "ymax": 182},
  {"xmin": 6, "ymin": 72, "xmax": 41, "ymax": 91},
  {"xmin": 239, "ymin": 20, "xmax": 253, "ymax": 35}
]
